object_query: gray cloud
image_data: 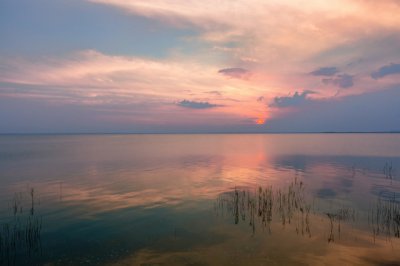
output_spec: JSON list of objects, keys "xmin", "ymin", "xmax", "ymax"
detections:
[
  {"xmin": 322, "ymin": 74, "xmax": 354, "ymax": 88},
  {"xmin": 257, "ymin": 96, "xmax": 265, "ymax": 102},
  {"xmin": 177, "ymin": 100, "xmax": 221, "ymax": 109},
  {"xmin": 265, "ymin": 86, "xmax": 400, "ymax": 133},
  {"xmin": 270, "ymin": 90, "xmax": 316, "ymax": 108},
  {"xmin": 310, "ymin": 67, "xmax": 338, "ymax": 76},
  {"xmin": 371, "ymin": 63, "xmax": 400, "ymax": 79},
  {"xmin": 218, "ymin": 68, "xmax": 248, "ymax": 78}
]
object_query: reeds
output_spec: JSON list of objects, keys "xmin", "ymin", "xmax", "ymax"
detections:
[
  {"xmin": 215, "ymin": 178, "xmax": 363, "ymax": 243},
  {"xmin": 369, "ymin": 193, "xmax": 400, "ymax": 242},
  {"xmin": 383, "ymin": 162, "xmax": 394, "ymax": 179},
  {"xmin": 325, "ymin": 207, "xmax": 356, "ymax": 242},
  {"xmin": 0, "ymin": 188, "xmax": 42, "ymax": 265},
  {"xmin": 215, "ymin": 177, "xmax": 312, "ymax": 237}
]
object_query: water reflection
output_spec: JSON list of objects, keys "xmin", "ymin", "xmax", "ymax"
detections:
[
  {"xmin": 0, "ymin": 134, "xmax": 400, "ymax": 265},
  {"xmin": 273, "ymin": 154, "xmax": 399, "ymax": 180}
]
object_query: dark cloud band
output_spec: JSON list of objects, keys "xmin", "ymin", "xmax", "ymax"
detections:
[
  {"xmin": 371, "ymin": 63, "xmax": 400, "ymax": 79},
  {"xmin": 270, "ymin": 90, "xmax": 316, "ymax": 108},
  {"xmin": 177, "ymin": 100, "xmax": 221, "ymax": 109},
  {"xmin": 218, "ymin": 68, "xmax": 248, "ymax": 78},
  {"xmin": 310, "ymin": 67, "xmax": 338, "ymax": 76},
  {"xmin": 322, "ymin": 74, "xmax": 354, "ymax": 89}
]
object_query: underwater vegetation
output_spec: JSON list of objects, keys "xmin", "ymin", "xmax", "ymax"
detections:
[
  {"xmin": 215, "ymin": 178, "xmax": 315, "ymax": 238},
  {"xmin": 369, "ymin": 193, "xmax": 400, "ymax": 242},
  {"xmin": 383, "ymin": 162, "xmax": 395, "ymax": 180},
  {"xmin": 0, "ymin": 188, "xmax": 42, "ymax": 265},
  {"xmin": 215, "ymin": 175, "xmax": 400, "ymax": 244}
]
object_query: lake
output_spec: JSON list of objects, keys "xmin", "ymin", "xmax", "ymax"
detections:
[{"xmin": 0, "ymin": 134, "xmax": 400, "ymax": 265}]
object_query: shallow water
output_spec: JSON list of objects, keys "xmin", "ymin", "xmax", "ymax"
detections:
[{"xmin": 0, "ymin": 134, "xmax": 400, "ymax": 265}]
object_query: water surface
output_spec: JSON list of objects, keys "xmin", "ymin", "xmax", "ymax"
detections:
[{"xmin": 0, "ymin": 134, "xmax": 400, "ymax": 265}]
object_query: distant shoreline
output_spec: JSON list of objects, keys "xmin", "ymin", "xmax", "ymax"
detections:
[{"xmin": 1, "ymin": 132, "xmax": 400, "ymax": 136}]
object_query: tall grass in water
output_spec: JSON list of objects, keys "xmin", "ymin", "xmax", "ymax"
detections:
[
  {"xmin": 369, "ymin": 193, "xmax": 400, "ymax": 242},
  {"xmin": 325, "ymin": 207, "xmax": 356, "ymax": 242},
  {"xmin": 215, "ymin": 178, "xmax": 360, "ymax": 242},
  {"xmin": 215, "ymin": 177, "xmax": 313, "ymax": 237},
  {"xmin": 0, "ymin": 188, "xmax": 42, "ymax": 265}
]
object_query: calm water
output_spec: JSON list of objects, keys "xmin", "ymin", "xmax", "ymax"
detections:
[{"xmin": 1, "ymin": 134, "xmax": 400, "ymax": 265}]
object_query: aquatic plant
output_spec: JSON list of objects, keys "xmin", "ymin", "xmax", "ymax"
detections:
[
  {"xmin": 215, "ymin": 178, "xmax": 364, "ymax": 243},
  {"xmin": 325, "ymin": 207, "xmax": 356, "ymax": 242},
  {"xmin": 215, "ymin": 177, "xmax": 313, "ymax": 237},
  {"xmin": 369, "ymin": 193, "xmax": 400, "ymax": 242},
  {"xmin": 0, "ymin": 188, "xmax": 42, "ymax": 265},
  {"xmin": 383, "ymin": 162, "xmax": 394, "ymax": 179}
]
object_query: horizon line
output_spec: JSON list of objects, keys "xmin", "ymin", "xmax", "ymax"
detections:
[{"xmin": 1, "ymin": 131, "xmax": 400, "ymax": 135}]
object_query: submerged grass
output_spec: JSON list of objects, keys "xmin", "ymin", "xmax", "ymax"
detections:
[
  {"xmin": 369, "ymin": 193, "xmax": 400, "ymax": 242},
  {"xmin": 325, "ymin": 207, "xmax": 356, "ymax": 243},
  {"xmin": 215, "ymin": 177, "xmax": 363, "ymax": 243},
  {"xmin": 383, "ymin": 162, "xmax": 394, "ymax": 180},
  {"xmin": 216, "ymin": 173, "xmax": 400, "ymax": 246},
  {"xmin": 215, "ymin": 177, "xmax": 314, "ymax": 238},
  {"xmin": 0, "ymin": 188, "xmax": 42, "ymax": 265}
]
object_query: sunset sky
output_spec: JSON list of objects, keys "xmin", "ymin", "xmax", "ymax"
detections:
[{"xmin": 1, "ymin": 0, "xmax": 400, "ymax": 133}]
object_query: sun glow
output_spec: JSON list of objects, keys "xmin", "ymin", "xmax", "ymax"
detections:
[{"xmin": 255, "ymin": 118, "xmax": 266, "ymax": 125}]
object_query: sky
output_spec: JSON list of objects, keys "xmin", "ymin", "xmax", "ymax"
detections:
[{"xmin": 1, "ymin": 0, "xmax": 400, "ymax": 133}]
